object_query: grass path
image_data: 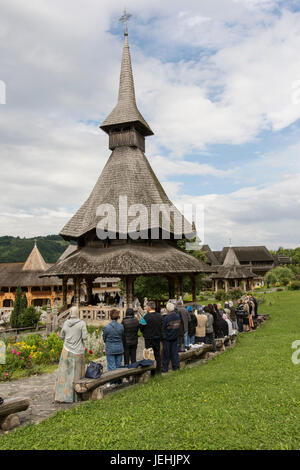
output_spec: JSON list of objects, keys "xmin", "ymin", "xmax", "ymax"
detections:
[{"xmin": 0, "ymin": 290, "xmax": 300, "ymax": 450}]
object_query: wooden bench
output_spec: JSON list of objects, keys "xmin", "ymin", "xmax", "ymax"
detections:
[
  {"xmin": 0, "ymin": 397, "xmax": 30, "ymax": 431},
  {"xmin": 178, "ymin": 344, "xmax": 213, "ymax": 365},
  {"xmin": 73, "ymin": 364, "xmax": 155, "ymax": 401}
]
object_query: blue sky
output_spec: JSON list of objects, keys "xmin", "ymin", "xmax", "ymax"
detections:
[{"xmin": 0, "ymin": 0, "xmax": 300, "ymax": 249}]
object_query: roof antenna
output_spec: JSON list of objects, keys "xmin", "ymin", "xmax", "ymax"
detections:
[{"xmin": 119, "ymin": 8, "xmax": 132, "ymax": 36}]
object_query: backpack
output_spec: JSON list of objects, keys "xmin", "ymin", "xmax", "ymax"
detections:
[{"xmin": 236, "ymin": 304, "xmax": 248, "ymax": 318}]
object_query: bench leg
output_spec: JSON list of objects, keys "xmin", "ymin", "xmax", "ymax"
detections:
[
  {"xmin": 0, "ymin": 414, "xmax": 21, "ymax": 431},
  {"xmin": 135, "ymin": 371, "xmax": 151, "ymax": 384},
  {"xmin": 91, "ymin": 387, "xmax": 104, "ymax": 401}
]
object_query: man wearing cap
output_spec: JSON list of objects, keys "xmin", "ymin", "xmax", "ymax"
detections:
[
  {"xmin": 140, "ymin": 300, "xmax": 163, "ymax": 375},
  {"xmin": 161, "ymin": 303, "xmax": 181, "ymax": 373}
]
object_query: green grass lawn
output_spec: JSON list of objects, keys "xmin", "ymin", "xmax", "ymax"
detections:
[{"xmin": 0, "ymin": 290, "xmax": 300, "ymax": 450}]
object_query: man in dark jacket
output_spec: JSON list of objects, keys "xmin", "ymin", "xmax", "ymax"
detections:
[
  {"xmin": 122, "ymin": 308, "xmax": 139, "ymax": 365},
  {"xmin": 177, "ymin": 300, "xmax": 190, "ymax": 351},
  {"xmin": 140, "ymin": 301, "xmax": 162, "ymax": 375},
  {"xmin": 162, "ymin": 303, "xmax": 181, "ymax": 372}
]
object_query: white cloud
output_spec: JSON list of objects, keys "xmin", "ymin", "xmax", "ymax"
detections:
[
  {"xmin": 174, "ymin": 172, "xmax": 300, "ymax": 249},
  {"xmin": 0, "ymin": 0, "xmax": 299, "ymax": 247}
]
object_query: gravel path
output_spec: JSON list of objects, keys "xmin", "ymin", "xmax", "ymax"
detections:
[{"xmin": 0, "ymin": 338, "xmax": 145, "ymax": 433}]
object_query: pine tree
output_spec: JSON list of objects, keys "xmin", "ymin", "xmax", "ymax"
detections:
[
  {"xmin": 20, "ymin": 292, "xmax": 28, "ymax": 312},
  {"xmin": 10, "ymin": 285, "xmax": 22, "ymax": 328}
]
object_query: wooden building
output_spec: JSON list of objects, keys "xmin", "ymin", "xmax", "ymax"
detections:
[
  {"xmin": 210, "ymin": 246, "xmax": 258, "ymax": 293},
  {"xmin": 0, "ymin": 242, "xmax": 120, "ymax": 310},
  {"xmin": 41, "ymin": 28, "xmax": 212, "ymax": 312}
]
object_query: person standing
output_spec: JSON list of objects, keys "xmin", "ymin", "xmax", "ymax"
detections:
[
  {"xmin": 122, "ymin": 308, "xmax": 139, "ymax": 365},
  {"xmin": 177, "ymin": 300, "xmax": 190, "ymax": 350},
  {"xmin": 228, "ymin": 301, "xmax": 238, "ymax": 331},
  {"xmin": 187, "ymin": 305, "xmax": 197, "ymax": 345},
  {"xmin": 195, "ymin": 308, "xmax": 208, "ymax": 344},
  {"xmin": 140, "ymin": 300, "xmax": 162, "ymax": 375},
  {"xmin": 55, "ymin": 306, "xmax": 88, "ymax": 403},
  {"xmin": 103, "ymin": 309, "xmax": 124, "ymax": 385},
  {"xmin": 236, "ymin": 299, "xmax": 246, "ymax": 332},
  {"xmin": 203, "ymin": 306, "xmax": 216, "ymax": 352},
  {"xmin": 162, "ymin": 303, "xmax": 181, "ymax": 372}
]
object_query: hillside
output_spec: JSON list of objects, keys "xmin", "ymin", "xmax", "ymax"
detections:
[{"xmin": 0, "ymin": 236, "xmax": 75, "ymax": 264}]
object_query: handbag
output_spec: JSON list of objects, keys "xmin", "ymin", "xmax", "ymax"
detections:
[
  {"xmin": 143, "ymin": 348, "xmax": 154, "ymax": 361},
  {"xmin": 85, "ymin": 361, "xmax": 103, "ymax": 379}
]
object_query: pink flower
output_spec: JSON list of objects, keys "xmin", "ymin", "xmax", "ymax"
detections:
[
  {"xmin": 12, "ymin": 349, "xmax": 16, "ymax": 355},
  {"xmin": 17, "ymin": 352, "xmax": 21, "ymax": 356},
  {"xmin": 5, "ymin": 373, "xmax": 8, "ymax": 377}
]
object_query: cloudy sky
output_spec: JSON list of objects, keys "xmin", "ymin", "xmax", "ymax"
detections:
[{"xmin": 0, "ymin": 0, "xmax": 300, "ymax": 249}]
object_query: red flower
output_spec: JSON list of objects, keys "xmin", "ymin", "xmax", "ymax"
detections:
[
  {"xmin": 89, "ymin": 350, "xmax": 93, "ymax": 355},
  {"xmin": 85, "ymin": 348, "xmax": 87, "ymax": 352}
]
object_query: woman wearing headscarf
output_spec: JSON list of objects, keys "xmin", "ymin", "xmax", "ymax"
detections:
[
  {"xmin": 121, "ymin": 308, "xmax": 139, "ymax": 365},
  {"xmin": 103, "ymin": 309, "xmax": 124, "ymax": 375},
  {"xmin": 55, "ymin": 306, "xmax": 88, "ymax": 403}
]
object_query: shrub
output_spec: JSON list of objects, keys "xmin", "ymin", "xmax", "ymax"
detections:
[
  {"xmin": 215, "ymin": 290, "xmax": 227, "ymax": 301},
  {"xmin": 229, "ymin": 288, "xmax": 244, "ymax": 300},
  {"xmin": 18, "ymin": 306, "xmax": 40, "ymax": 328},
  {"xmin": 289, "ymin": 281, "xmax": 300, "ymax": 290}
]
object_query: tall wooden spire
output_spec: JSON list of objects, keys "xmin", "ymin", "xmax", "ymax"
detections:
[{"xmin": 100, "ymin": 30, "xmax": 153, "ymax": 139}]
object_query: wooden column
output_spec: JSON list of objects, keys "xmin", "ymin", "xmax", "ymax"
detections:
[
  {"xmin": 128, "ymin": 277, "xmax": 134, "ymax": 309},
  {"xmin": 86, "ymin": 278, "xmax": 94, "ymax": 306},
  {"xmin": 176, "ymin": 276, "xmax": 183, "ymax": 300},
  {"xmin": 190, "ymin": 274, "xmax": 196, "ymax": 303},
  {"xmin": 168, "ymin": 277, "xmax": 175, "ymax": 300},
  {"xmin": 224, "ymin": 280, "xmax": 229, "ymax": 293},
  {"xmin": 73, "ymin": 277, "xmax": 81, "ymax": 308},
  {"xmin": 62, "ymin": 277, "xmax": 68, "ymax": 306},
  {"xmin": 123, "ymin": 277, "xmax": 128, "ymax": 311}
]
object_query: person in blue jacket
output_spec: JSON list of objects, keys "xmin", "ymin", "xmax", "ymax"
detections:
[
  {"xmin": 161, "ymin": 302, "xmax": 181, "ymax": 373},
  {"xmin": 103, "ymin": 309, "xmax": 124, "ymax": 385}
]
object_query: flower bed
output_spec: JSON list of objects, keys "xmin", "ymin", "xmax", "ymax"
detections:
[{"xmin": 0, "ymin": 330, "xmax": 104, "ymax": 381}]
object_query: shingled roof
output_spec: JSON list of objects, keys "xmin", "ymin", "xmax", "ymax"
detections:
[
  {"xmin": 60, "ymin": 145, "xmax": 192, "ymax": 239},
  {"xmin": 42, "ymin": 241, "xmax": 213, "ymax": 277},
  {"xmin": 22, "ymin": 242, "xmax": 48, "ymax": 271},
  {"xmin": 0, "ymin": 244, "xmax": 61, "ymax": 287},
  {"xmin": 100, "ymin": 35, "xmax": 153, "ymax": 137},
  {"xmin": 218, "ymin": 246, "xmax": 274, "ymax": 263},
  {"xmin": 211, "ymin": 266, "xmax": 256, "ymax": 280},
  {"xmin": 60, "ymin": 31, "xmax": 193, "ymax": 241}
]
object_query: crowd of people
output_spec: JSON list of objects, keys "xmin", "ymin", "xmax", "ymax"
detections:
[
  {"xmin": 54, "ymin": 294, "xmax": 259, "ymax": 401},
  {"xmin": 102, "ymin": 294, "xmax": 259, "ymax": 381}
]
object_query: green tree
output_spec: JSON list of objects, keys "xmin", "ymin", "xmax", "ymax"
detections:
[
  {"xmin": 20, "ymin": 293, "xmax": 28, "ymax": 312},
  {"xmin": 265, "ymin": 267, "xmax": 294, "ymax": 286},
  {"xmin": 10, "ymin": 285, "xmax": 23, "ymax": 328},
  {"xmin": 134, "ymin": 276, "xmax": 169, "ymax": 301},
  {"xmin": 18, "ymin": 306, "xmax": 40, "ymax": 328}
]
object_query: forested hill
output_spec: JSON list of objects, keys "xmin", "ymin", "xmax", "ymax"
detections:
[{"xmin": 0, "ymin": 236, "xmax": 76, "ymax": 264}]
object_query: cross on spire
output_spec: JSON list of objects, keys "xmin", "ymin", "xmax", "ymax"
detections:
[{"xmin": 119, "ymin": 8, "xmax": 132, "ymax": 36}]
